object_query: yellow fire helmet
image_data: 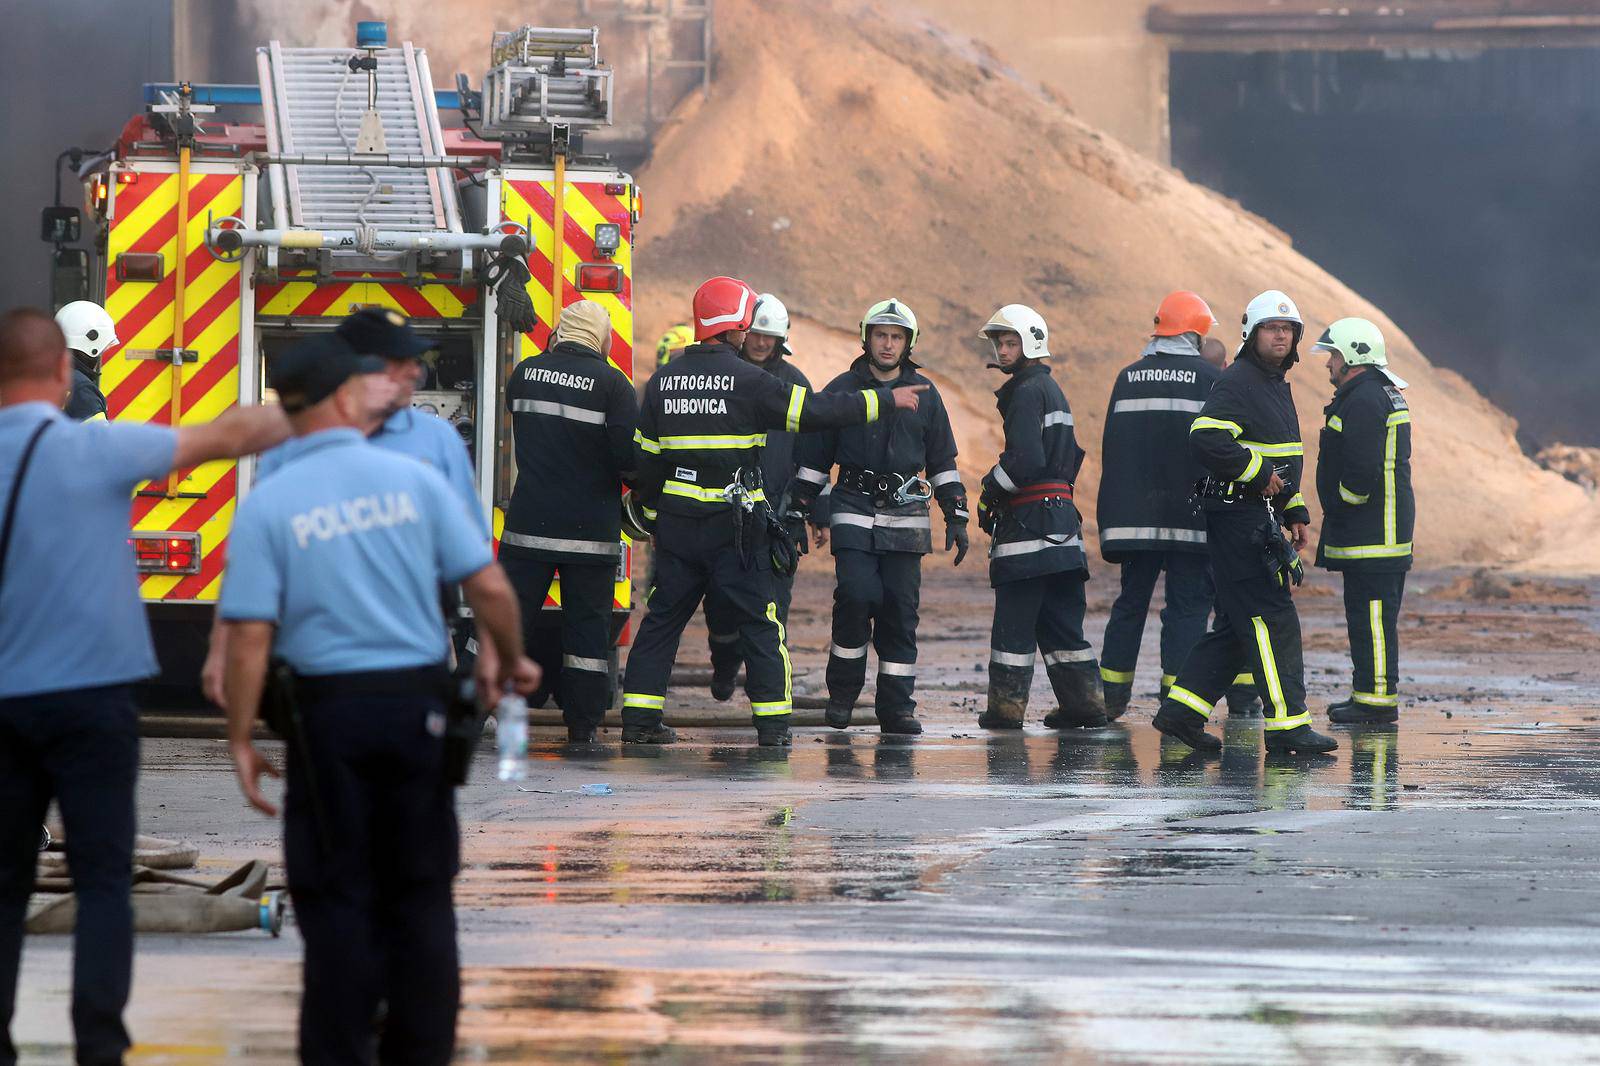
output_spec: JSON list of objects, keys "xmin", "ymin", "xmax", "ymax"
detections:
[{"xmin": 654, "ymin": 324, "xmax": 694, "ymax": 366}]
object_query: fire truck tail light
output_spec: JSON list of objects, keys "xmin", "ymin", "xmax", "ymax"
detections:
[
  {"xmin": 130, "ymin": 532, "xmax": 201, "ymax": 574},
  {"xmin": 575, "ymin": 263, "xmax": 622, "ymax": 293}
]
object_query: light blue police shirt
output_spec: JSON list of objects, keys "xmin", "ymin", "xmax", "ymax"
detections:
[
  {"xmin": 0, "ymin": 403, "xmax": 176, "ymax": 699},
  {"xmin": 256, "ymin": 406, "xmax": 487, "ymax": 537},
  {"xmin": 219, "ymin": 429, "xmax": 493, "ymax": 675}
]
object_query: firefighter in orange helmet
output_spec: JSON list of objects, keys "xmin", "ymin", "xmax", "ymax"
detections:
[{"xmin": 1095, "ymin": 292, "xmax": 1227, "ymax": 720}]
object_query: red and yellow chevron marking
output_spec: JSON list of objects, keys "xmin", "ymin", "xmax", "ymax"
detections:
[
  {"xmin": 101, "ymin": 168, "xmax": 245, "ymax": 603},
  {"xmin": 501, "ymin": 178, "xmax": 634, "ymax": 380},
  {"xmin": 501, "ymin": 176, "xmax": 635, "ymax": 619},
  {"xmin": 256, "ymin": 273, "xmax": 477, "ymax": 318}
]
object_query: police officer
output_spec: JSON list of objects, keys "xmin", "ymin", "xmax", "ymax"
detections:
[
  {"xmin": 219, "ymin": 332, "xmax": 539, "ymax": 1065},
  {"xmin": 54, "ymin": 301, "xmax": 119, "ymax": 422},
  {"xmin": 1096, "ymin": 292, "xmax": 1219, "ymax": 718},
  {"xmin": 789, "ymin": 298, "xmax": 967, "ymax": 736},
  {"xmin": 1312, "ymin": 317, "xmax": 1414, "ymax": 725},
  {"xmin": 974, "ymin": 304, "xmax": 1106, "ymax": 731},
  {"xmin": 205, "ymin": 309, "xmax": 489, "ymax": 703},
  {"xmin": 1152, "ymin": 290, "xmax": 1338, "ymax": 756},
  {"xmin": 502, "ymin": 300, "xmax": 638, "ymax": 743},
  {"xmin": 706, "ymin": 293, "xmax": 811, "ymax": 700},
  {"xmin": 621, "ymin": 276, "xmax": 927, "ymax": 747},
  {"xmin": 0, "ymin": 307, "xmax": 288, "ymax": 1066}
]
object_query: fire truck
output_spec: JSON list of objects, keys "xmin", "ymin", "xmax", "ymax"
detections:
[{"xmin": 56, "ymin": 22, "xmax": 639, "ymax": 706}]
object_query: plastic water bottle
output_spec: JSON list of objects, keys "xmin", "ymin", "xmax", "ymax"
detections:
[{"xmin": 496, "ymin": 692, "xmax": 528, "ymax": 782}]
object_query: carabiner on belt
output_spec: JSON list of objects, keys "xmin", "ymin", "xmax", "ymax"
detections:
[{"xmin": 892, "ymin": 475, "xmax": 933, "ymax": 507}]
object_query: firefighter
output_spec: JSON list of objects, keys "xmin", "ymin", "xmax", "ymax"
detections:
[
  {"xmin": 789, "ymin": 298, "xmax": 968, "ymax": 736},
  {"xmin": 655, "ymin": 323, "xmax": 694, "ymax": 371},
  {"xmin": 219, "ymin": 332, "xmax": 539, "ymax": 1065},
  {"xmin": 1096, "ymin": 291, "xmax": 1221, "ymax": 720},
  {"xmin": 0, "ymin": 307, "xmax": 289, "ymax": 1066},
  {"xmin": 974, "ymin": 304, "xmax": 1106, "ymax": 731},
  {"xmin": 501, "ymin": 301, "xmax": 638, "ymax": 743},
  {"xmin": 706, "ymin": 293, "xmax": 811, "ymax": 700},
  {"xmin": 203, "ymin": 309, "xmax": 488, "ymax": 704},
  {"xmin": 53, "ymin": 301, "xmax": 118, "ymax": 422},
  {"xmin": 1152, "ymin": 290, "xmax": 1338, "ymax": 756},
  {"xmin": 1312, "ymin": 317, "xmax": 1414, "ymax": 725},
  {"xmin": 621, "ymin": 277, "xmax": 928, "ymax": 747}
]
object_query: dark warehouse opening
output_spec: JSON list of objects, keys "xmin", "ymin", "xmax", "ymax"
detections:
[{"xmin": 1170, "ymin": 45, "xmax": 1600, "ymax": 450}]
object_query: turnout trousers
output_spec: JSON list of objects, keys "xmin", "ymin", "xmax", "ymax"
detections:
[
  {"xmin": 707, "ymin": 566, "xmax": 795, "ymax": 686},
  {"xmin": 0, "ymin": 685, "xmax": 137, "ymax": 1066},
  {"xmin": 286, "ymin": 680, "xmax": 460, "ymax": 1066},
  {"xmin": 622, "ymin": 511, "xmax": 792, "ymax": 730},
  {"xmin": 1341, "ymin": 570, "xmax": 1406, "ymax": 710},
  {"xmin": 501, "ymin": 554, "xmax": 616, "ymax": 730},
  {"xmin": 988, "ymin": 571, "xmax": 1099, "ymax": 718},
  {"xmin": 825, "ymin": 549, "xmax": 922, "ymax": 722},
  {"xmin": 1098, "ymin": 551, "xmax": 1213, "ymax": 700},
  {"xmin": 1160, "ymin": 507, "xmax": 1311, "ymax": 732}
]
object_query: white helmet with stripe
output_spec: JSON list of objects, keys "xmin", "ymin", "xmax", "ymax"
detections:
[
  {"xmin": 54, "ymin": 301, "xmax": 119, "ymax": 362},
  {"xmin": 1238, "ymin": 289, "xmax": 1302, "ymax": 358},
  {"xmin": 980, "ymin": 304, "xmax": 1050, "ymax": 360}
]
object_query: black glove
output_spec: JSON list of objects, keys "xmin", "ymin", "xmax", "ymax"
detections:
[
  {"xmin": 945, "ymin": 520, "xmax": 969, "ymax": 566},
  {"xmin": 784, "ymin": 511, "xmax": 809, "ymax": 557}
]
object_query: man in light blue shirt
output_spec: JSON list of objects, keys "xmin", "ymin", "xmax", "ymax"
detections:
[
  {"xmin": 0, "ymin": 307, "xmax": 289, "ymax": 1066},
  {"xmin": 217, "ymin": 332, "xmax": 537, "ymax": 1065}
]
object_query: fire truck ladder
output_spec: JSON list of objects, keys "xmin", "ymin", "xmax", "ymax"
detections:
[{"xmin": 259, "ymin": 38, "xmax": 459, "ymax": 239}]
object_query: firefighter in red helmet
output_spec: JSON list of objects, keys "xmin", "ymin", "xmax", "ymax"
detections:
[{"xmin": 619, "ymin": 277, "xmax": 929, "ymax": 747}]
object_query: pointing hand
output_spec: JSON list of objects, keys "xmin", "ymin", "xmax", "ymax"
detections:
[{"xmin": 891, "ymin": 384, "xmax": 928, "ymax": 412}]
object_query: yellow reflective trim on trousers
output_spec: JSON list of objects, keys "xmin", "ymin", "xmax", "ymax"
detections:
[
  {"xmin": 661, "ymin": 481, "xmax": 768, "ymax": 504},
  {"xmin": 633, "ymin": 429, "xmax": 661, "ymax": 454},
  {"xmin": 786, "ymin": 385, "xmax": 805, "ymax": 433},
  {"xmin": 1249, "ymin": 615, "xmax": 1290, "ymax": 721},
  {"xmin": 1160, "ymin": 673, "xmax": 1177, "ymax": 688},
  {"xmin": 752, "ymin": 701, "xmax": 791, "ymax": 716},
  {"xmin": 1326, "ymin": 414, "xmax": 1343, "ymax": 432},
  {"xmin": 1167, "ymin": 685, "xmax": 1212, "ymax": 719},
  {"xmin": 657, "ymin": 433, "xmax": 767, "ymax": 450},
  {"xmin": 1236, "ymin": 449, "xmax": 1263, "ymax": 485},
  {"xmin": 1263, "ymin": 711, "xmax": 1311, "ymax": 731},
  {"xmin": 1231, "ymin": 672, "xmax": 1254, "ymax": 686},
  {"xmin": 1100, "ymin": 666, "xmax": 1135, "ymax": 684},
  {"xmin": 1190, "ymin": 416, "xmax": 1243, "ymax": 437},
  {"xmin": 622, "ymin": 693, "xmax": 664, "ymax": 708},
  {"xmin": 1241, "ymin": 440, "xmax": 1304, "ymax": 458},
  {"xmin": 1339, "ymin": 483, "xmax": 1369, "ymax": 505},
  {"xmin": 1352, "ymin": 691, "xmax": 1399, "ymax": 707},
  {"xmin": 767, "ymin": 600, "xmax": 793, "ymax": 708},
  {"xmin": 1369, "ymin": 599, "xmax": 1387, "ymax": 696},
  {"xmin": 863, "ymin": 389, "xmax": 880, "ymax": 423},
  {"xmin": 1286, "ymin": 492, "xmax": 1306, "ymax": 511},
  {"xmin": 1323, "ymin": 542, "xmax": 1412, "ymax": 560}
]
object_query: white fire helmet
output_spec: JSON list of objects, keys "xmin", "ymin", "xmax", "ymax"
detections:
[
  {"xmin": 979, "ymin": 304, "xmax": 1050, "ymax": 360},
  {"xmin": 54, "ymin": 301, "xmax": 119, "ymax": 361},
  {"xmin": 1237, "ymin": 289, "xmax": 1303, "ymax": 358},
  {"xmin": 749, "ymin": 293, "xmax": 791, "ymax": 355}
]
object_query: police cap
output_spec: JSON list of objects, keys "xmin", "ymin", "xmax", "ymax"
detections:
[
  {"xmin": 270, "ymin": 333, "xmax": 386, "ymax": 413},
  {"xmin": 337, "ymin": 307, "xmax": 434, "ymax": 360}
]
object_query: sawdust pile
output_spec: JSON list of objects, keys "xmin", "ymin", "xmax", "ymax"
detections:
[{"xmin": 632, "ymin": 0, "xmax": 1600, "ymax": 572}]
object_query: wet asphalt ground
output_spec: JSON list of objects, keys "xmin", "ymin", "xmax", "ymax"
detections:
[{"xmin": 14, "ymin": 567, "xmax": 1600, "ymax": 1063}]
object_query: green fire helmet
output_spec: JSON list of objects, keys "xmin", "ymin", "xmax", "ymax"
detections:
[
  {"xmin": 1312, "ymin": 316, "xmax": 1408, "ymax": 388},
  {"xmin": 859, "ymin": 298, "xmax": 919, "ymax": 349}
]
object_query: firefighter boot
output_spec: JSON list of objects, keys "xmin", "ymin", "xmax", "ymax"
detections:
[
  {"xmin": 1152, "ymin": 702, "xmax": 1221, "ymax": 752},
  {"xmin": 755, "ymin": 715, "xmax": 793, "ymax": 748},
  {"xmin": 621, "ymin": 710, "xmax": 678, "ymax": 745},
  {"xmin": 1043, "ymin": 664, "xmax": 1110, "ymax": 729},
  {"xmin": 1101, "ymin": 681, "xmax": 1132, "ymax": 723},
  {"xmin": 567, "ymin": 724, "xmax": 598, "ymax": 744},
  {"xmin": 825, "ymin": 701, "xmax": 854, "ymax": 729},
  {"xmin": 1226, "ymin": 684, "xmax": 1263, "ymax": 717},
  {"xmin": 1327, "ymin": 699, "xmax": 1398, "ymax": 726},
  {"xmin": 1264, "ymin": 724, "xmax": 1339, "ymax": 756},
  {"xmin": 979, "ymin": 664, "xmax": 1030, "ymax": 729},
  {"xmin": 877, "ymin": 712, "xmax": 923, "ymax": 736},
  {"xmin": 710, "ymin": 672, "xmax": 738, "ymax": 702}
]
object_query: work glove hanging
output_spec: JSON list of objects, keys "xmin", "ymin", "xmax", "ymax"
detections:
[
  {"xmin": 783, "ymin": 509, "xmax": 810, "ymax": 557},
  {"xmin": 942, "ymin": 496, "xmax": 969, "ymax": 566}
]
